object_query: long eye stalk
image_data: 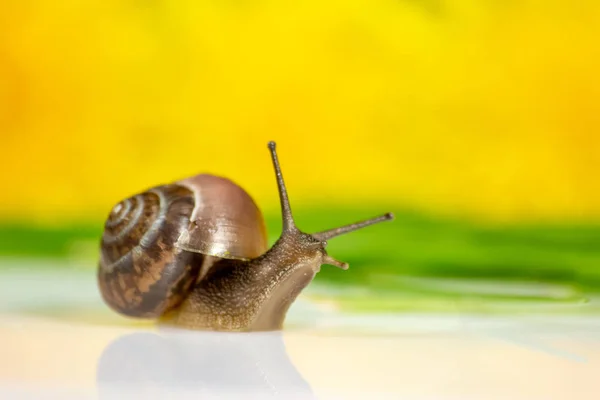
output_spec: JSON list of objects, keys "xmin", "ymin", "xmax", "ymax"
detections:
[
  {"xmin": 268, "ymin": 141, "xmax": 297, "ymax": 233},
  {"xmin": 312, "ymin": 213, "xmax": 394, "ymax": 241}
]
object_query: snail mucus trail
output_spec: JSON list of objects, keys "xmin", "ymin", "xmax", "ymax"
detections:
[{"xmin": 98, "ymin": 141, "xmax": 394, "ymax": 332}]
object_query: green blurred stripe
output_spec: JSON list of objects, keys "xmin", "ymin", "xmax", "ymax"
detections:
[{"xmin": 1, "ymin": 207, "xmax": 600, "ymax": 291}]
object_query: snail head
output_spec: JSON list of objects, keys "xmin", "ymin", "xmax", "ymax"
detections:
[{"xmin": 266, "ymin": 141, "xmax": 394, "ymax": 270}]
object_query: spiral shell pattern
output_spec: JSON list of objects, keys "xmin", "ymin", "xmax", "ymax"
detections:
[{"xmin": 98, "ymin": 185, "xmax": 204, "ymax": 318}]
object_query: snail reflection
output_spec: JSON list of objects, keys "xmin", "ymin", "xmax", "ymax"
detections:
[{"xmin": 97, "ymin": 329, "xmax": 317, "ymax": 399}]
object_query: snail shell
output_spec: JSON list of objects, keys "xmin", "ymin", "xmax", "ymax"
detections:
[{"xmin": 97, "ymin": 174, "xmax": 268, "ymax": 318}]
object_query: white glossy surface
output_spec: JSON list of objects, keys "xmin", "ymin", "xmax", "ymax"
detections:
[{"xmin": 0, "ymin": 267, "xmax": 598, "ymax": 399}]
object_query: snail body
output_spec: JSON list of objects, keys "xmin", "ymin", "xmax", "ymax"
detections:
[{"xmin": 98, "ymin": 142, "xmax": 393, "ymax": 331}]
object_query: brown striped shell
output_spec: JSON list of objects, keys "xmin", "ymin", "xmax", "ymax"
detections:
[{"xmin": 97, "ymin": 175, "xmax": 269, "ymax": 318}]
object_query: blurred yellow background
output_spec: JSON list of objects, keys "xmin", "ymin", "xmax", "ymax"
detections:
[{"xmin": 1, "ymin": 0, "xmax": 599, "ymax": 226}]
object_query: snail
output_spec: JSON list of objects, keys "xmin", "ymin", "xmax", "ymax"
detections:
[{"xmin": 98, "ymin": 141, "xmax": 393, "ymax": 331}]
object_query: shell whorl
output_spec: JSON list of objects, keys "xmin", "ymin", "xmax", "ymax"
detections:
[{"xmin": 98, "ymin": 184, "xmax": 204, "ymax": 318}]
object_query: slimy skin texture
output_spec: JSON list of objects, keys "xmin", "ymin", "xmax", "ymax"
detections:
[{"xmin": 160, "ymin": 233, "xmax": 325, "ymax": 331}]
